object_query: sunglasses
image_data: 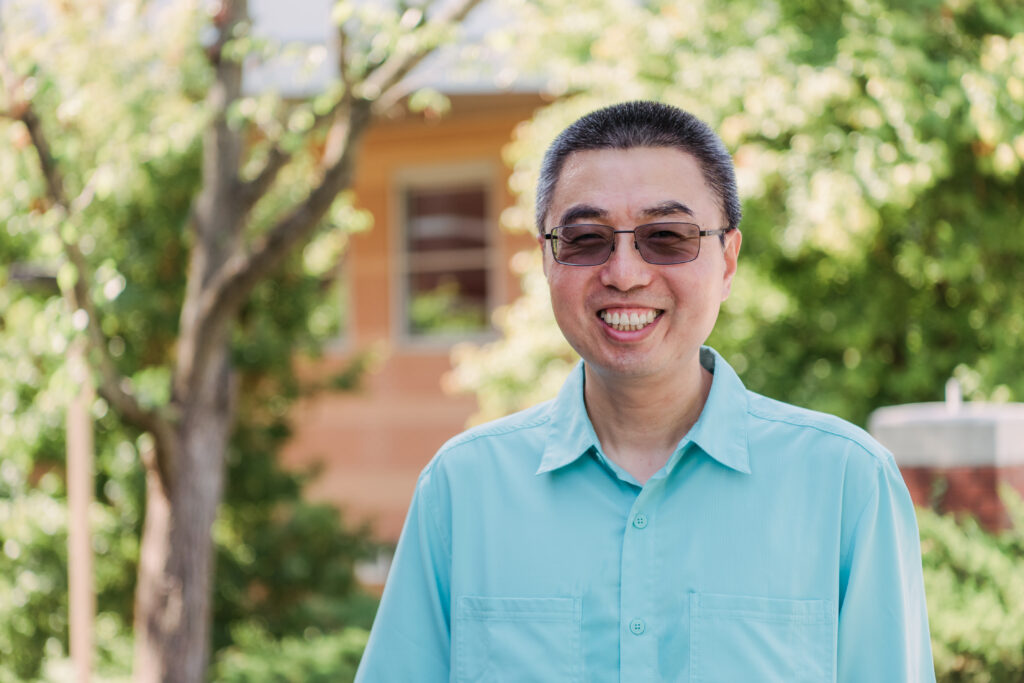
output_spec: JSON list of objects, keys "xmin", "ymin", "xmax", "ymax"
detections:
[{"xmin": 543, "ymin": 222, "xmax": 732, "ymax": 266}]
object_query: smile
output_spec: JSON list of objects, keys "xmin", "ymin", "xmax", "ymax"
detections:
[{"xmin": 598, "ymin": 308, "xmax": 661, "ymax": 332}]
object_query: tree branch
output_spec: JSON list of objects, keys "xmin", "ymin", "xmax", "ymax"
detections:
[
  {"xmin": 236, "ymin": 144, "xmax": 289, "ymax": 212},
  {"xmin": 175, "ymin": 0, "xmax": 249, "ymax": 402},
  {"xmin": 364, "ymin": 0, "xmax": 484, "ymax": 112},
  {"xmin": 193, "ymin": 0, "xmax": 247, "ymax": 236},
  {"xmin": 19, "ymin": 104, "xmax": 68, "ymax": 204},
  {"xmin": 234, "ymin": 0, "xmax": 481, "ymax": 230},
  {"xmin": 235, "ymin": 95, "xmax": 346, "ymax": 215},
  {"xmin": 11, "ymin": 85, "xmax": 179, "ymax": 490},
  {"xmin": 175, "ymin": 0, "xmax": 483, "ymax": 394},
  {"xmin": 337, "ymin": 21, "xmax": 355, "ymax": 96},
  {"xmin": 186, "ymin": 99, "xmax": 373, "ymax": 384},
  {"xmin": 235, "ymin": 8, "xmax": 365, "ymax": 218}
]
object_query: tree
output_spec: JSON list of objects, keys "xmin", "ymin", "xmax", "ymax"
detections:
[
  {"xmin": 449, "ymin": 0, "xmax": 1024, "ymax": 428},
  {"xmin": 0, "ymin": 0, "xmax": 481, "ymax": 679}
]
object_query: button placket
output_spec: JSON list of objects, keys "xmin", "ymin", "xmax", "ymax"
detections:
[{"xmin": 619, "ymin": 486, "xmax": 660, "ymax": 679}]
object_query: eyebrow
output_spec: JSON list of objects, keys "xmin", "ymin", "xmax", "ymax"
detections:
[
  {"xmin": 558, "ymin": 204, "xmax": 608, "ymax": 226},
  {"xmin": 641, "ymin": 200, "xmax": 695, "ymax": 219},
  {"xmin": 558, "ymin": 200, "xmax": 695, "ymax": 226}
]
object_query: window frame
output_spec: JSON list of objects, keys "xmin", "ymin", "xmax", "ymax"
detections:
[{"xmin": 391, "ymin": 160, "xmax": 502, "ymax": 349}]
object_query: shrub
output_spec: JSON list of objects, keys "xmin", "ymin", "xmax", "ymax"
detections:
[
  {"xmin": 212, "ymin": 624, "xmax": 369, "ymax": 683},
  {"xmin": 920, "ymin": 490, "xmax": 1024, "ymax": 682}
]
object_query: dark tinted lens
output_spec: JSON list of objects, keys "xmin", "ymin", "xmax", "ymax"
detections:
[
  {"xmin": 554, "ymin": 225, "xmax": 614, "ymax": 265},
  {"xmin": 635, "ymin": 223, "xmax": 701, "ymax": 264}
]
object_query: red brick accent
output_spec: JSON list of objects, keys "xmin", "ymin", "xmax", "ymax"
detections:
[
  {"xmin": 1001, "ymin": 466, "xmax": 1024, "ymax": 498},
  {"xmin": 900, "ymin": 467, "xmax": 937, "ymax": 507},
  {"xmin": 898, "ymin": 465, "xmax": 1024, "ymax": 530}
]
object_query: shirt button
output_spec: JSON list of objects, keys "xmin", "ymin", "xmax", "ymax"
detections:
[
  {"xmin": 629, "ymin": 618, "xmax": 646, "ymax": 635},
  {"xmin": 632, "ymin": 513, "xmax": 648, "ymax": 529}
]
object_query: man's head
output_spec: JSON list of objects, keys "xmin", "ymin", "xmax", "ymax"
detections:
[
  {"xmin": 536, "ymin": 102, "xmax": 742, "ymax": 382},
  {"xmin": 535, "ymin": 101, "xmax": 741, "ymax": 235}
]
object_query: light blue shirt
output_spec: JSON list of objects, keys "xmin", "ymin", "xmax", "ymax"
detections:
[{"xmin": 356, "ymin": 347, "xmax": 935, "ymax": 682}]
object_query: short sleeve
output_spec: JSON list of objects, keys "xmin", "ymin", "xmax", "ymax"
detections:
[
  {"xmin": 837, "ymin": 453, "xmax": 936, "ymax": 682},
  {"xmin": 355, "ymin": 463, "xmax": 452, "ymax": 682}
]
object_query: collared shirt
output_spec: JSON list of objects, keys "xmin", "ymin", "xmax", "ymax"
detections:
[{"xmin": 356, "ymin": 347, "xmax": 935, "ymax": 682}]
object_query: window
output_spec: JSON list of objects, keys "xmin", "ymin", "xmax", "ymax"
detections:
[{"xmin": 398, "ymin": 165, "xmax": 495, "ymax": 341}]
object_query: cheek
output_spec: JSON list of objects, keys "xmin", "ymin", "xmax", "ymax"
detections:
[
  {"xmin": 547, "ymin": 272, "xmax": 590, "ymax": 321},
  {"xmin": 669, "ymin": 273, "xmax": 722, "ymax": 317}
]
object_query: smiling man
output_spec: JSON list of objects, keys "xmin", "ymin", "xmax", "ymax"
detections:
[{"xmin": 356, "ymin": 101, "xmax": 935, "ymax": 682}]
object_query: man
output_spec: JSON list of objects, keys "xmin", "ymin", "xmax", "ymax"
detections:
[{"xmin": 356, "ymin": 101, "xmax": 934, "ymax": 681}]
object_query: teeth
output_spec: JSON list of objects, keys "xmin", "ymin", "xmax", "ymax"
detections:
[{"xmin": 600, "ymin": 309, "xmax": 658, "ymax": 331}]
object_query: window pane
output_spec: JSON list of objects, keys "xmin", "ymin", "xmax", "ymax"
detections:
[
  {"xmin": 407, "ymin": 270, "xmax": 488, "ymax": 335},
  {"xmin": 406, "ymin": 187, "xmax": 488, "ymax": 252},
  {"xmin": 403, "ymin": 182, "xmax": 490, "ymax": 338}
]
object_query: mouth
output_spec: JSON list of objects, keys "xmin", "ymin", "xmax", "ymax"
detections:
[{"xmin": 598, "ymin": 307, "xmax": 662, "ymax": 332}]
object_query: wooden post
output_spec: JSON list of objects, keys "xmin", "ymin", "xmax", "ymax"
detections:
[{"xmin": 67, "ymin": 338, "xmax": 94, "ymax": 682}]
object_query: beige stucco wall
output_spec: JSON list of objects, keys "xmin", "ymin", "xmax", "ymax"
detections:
[{"xmin": 281, "ymin": 94, "xmax": 544, "ymax": 542}]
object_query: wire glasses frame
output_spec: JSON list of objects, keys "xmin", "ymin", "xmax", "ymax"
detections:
[{"xmin": 543, "ymin": 222, "xmax": 733, "ymax": 266}]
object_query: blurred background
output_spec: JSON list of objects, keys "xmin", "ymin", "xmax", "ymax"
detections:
[{"xmin": 1, "ymin": 0, "xmax": 1022, "ymax": 680}]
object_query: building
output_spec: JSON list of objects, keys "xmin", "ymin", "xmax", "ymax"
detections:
[
  {"xmin": 280, "ymin": 94, "xmax": 543, "ymax": 547},
  {"xmin": 870, "ymin": 383, "xmax": 1024, "ymax": 530},
  {"xmin": 240, "ymin": 0, "xmax": 546, "ymax": 552}
]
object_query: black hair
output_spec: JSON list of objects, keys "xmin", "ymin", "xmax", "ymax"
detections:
[{"xmin": 536, "ymin": 101, "xmax": 742, "ymax": 234}]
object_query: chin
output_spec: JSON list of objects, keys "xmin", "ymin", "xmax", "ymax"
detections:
[{"xmin": 585, "ymin": 354, "xmax": 664, "ymax": 380}]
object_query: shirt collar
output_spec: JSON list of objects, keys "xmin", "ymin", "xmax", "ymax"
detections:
[
  {"xmin": 536, "ymin": 346, "xmax": 751, "ymax": 476},
  {"xmin": 686, "ymin": 347, "xmax": 751, "ymax": 474},
  {"xmin": 536, "ymin": 361, "xmax": 600, "ymax": 474}
]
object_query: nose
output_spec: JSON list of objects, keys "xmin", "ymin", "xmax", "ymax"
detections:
[{"xmin": 599, "ymin": 232, "xmax": 653, "ymax": 291}]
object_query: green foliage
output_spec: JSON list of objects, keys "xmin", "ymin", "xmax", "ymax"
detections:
[
  {"xmin": 409, "ymin": 280, "xmax": 488, "ymax": 336},
  {"xmin": 213, "ymin": 441, "xmax": 378, "ymax": 652},
  {"xmin": 0, "ymin": 1, "xmax": 379, "ymax": 679},
  {"xmin": 35, "ymin": 612, "xmax": 134, "ymax": 683},
  {"xmin": 455, "ymin": 0, "xmax": 1024, "ymax": 427},
  {"xmin": 0, "ymin": 477, "xmax": 71, "ymax": 683},
  {"xmin": 212, "ymin": 624, "xmax": 369, "ymax": 683},
  {"xmin": 0, "ymin": 276, "xmax": 141, "ymax": 681},
  {"xmin": 920, "ymin": 491, "xmax": 1024, "ymax": 682},
  {"xmin": 447, "ymin": 251, "xmax": 578, "ymax": 422}
]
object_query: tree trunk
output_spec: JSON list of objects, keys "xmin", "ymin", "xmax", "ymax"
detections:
[
  {"xmin": 130, "ymin": 5, "xmax": 243, "ymax": 673},
  {"xmin": 133, "ymin": 348, "xmax": 234, "ymax": 683}
]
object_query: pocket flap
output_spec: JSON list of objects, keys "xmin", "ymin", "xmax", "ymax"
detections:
[
  {"xmin": 692, "ymin": 592, "xmax": 834, "ymax": 624},
  {"xmin": 457, "ymin": 596, "xmax": 581, "ymax": 622}
]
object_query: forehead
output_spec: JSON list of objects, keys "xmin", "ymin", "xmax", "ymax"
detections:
[{"xmin": 549, "ymin": 147, "xmax": 721, "ymax": 226}]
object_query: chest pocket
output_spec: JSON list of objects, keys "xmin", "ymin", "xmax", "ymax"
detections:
[
  {"xmin": 454, "ymin": 596, "xmax": 583, "ymax": 683},
  {"xmin": 689, "ymin": 592, "xmax": 835, "ymax": 683}
]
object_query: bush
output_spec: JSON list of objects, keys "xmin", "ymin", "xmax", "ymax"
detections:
[
  {"xmin": 920, "ymin": 490, "xmax": 1024, "ymax": 682},
  {"xmin": 212, "ymin": 624, "xmax": 369, "ymax": 683}
]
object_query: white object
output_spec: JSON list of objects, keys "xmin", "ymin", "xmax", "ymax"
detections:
[{"xmin": 869, "ymin": 401, "xmax": 1024, "ymax": 468}]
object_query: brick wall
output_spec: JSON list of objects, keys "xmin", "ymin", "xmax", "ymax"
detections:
[
  {"xmin": 900, "ymin": 464, "xmax": 1024, "ymax": 530},
  {"xmin": 870, "ymin": 402, "xmax": 1024, "ymax": 532}
]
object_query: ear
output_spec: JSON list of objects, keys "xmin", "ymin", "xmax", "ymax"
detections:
[
  {"xmin": 538, "ymin": 233, "xmax": 551, "ymax": 277},
  {"xmin": 720, "ymin": 229, "xmax": 742, "ymax": 300}
]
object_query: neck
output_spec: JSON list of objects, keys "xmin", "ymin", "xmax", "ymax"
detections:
[{"xmin": 584, "ymin": 357, "xmax": 712, "ymax": 485}]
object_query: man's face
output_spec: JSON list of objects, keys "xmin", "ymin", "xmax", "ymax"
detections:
[{"xmin": 540, "ymin": 146, "xmax": 741, "ymax": 382}]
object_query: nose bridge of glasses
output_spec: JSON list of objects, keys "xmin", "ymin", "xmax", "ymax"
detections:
[
  {"xmin": 606, "ymin": 229, "xmax": 650, "ymax": 270},
  {"xmin": 599, "ymin": 229, "xmax": 655, "ymax": 288},
  {"xmin": 610, "ymin": 229, "xmax": 641, "ymax": 253}
]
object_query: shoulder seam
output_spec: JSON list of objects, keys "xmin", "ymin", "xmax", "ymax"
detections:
[
  {"xmin": 746, "ymin": 401, "xmax": 886, "ymax": 462},
  {"xmin": 441, "ymin": 412, "xmax": 552, "ymax": 452}
]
